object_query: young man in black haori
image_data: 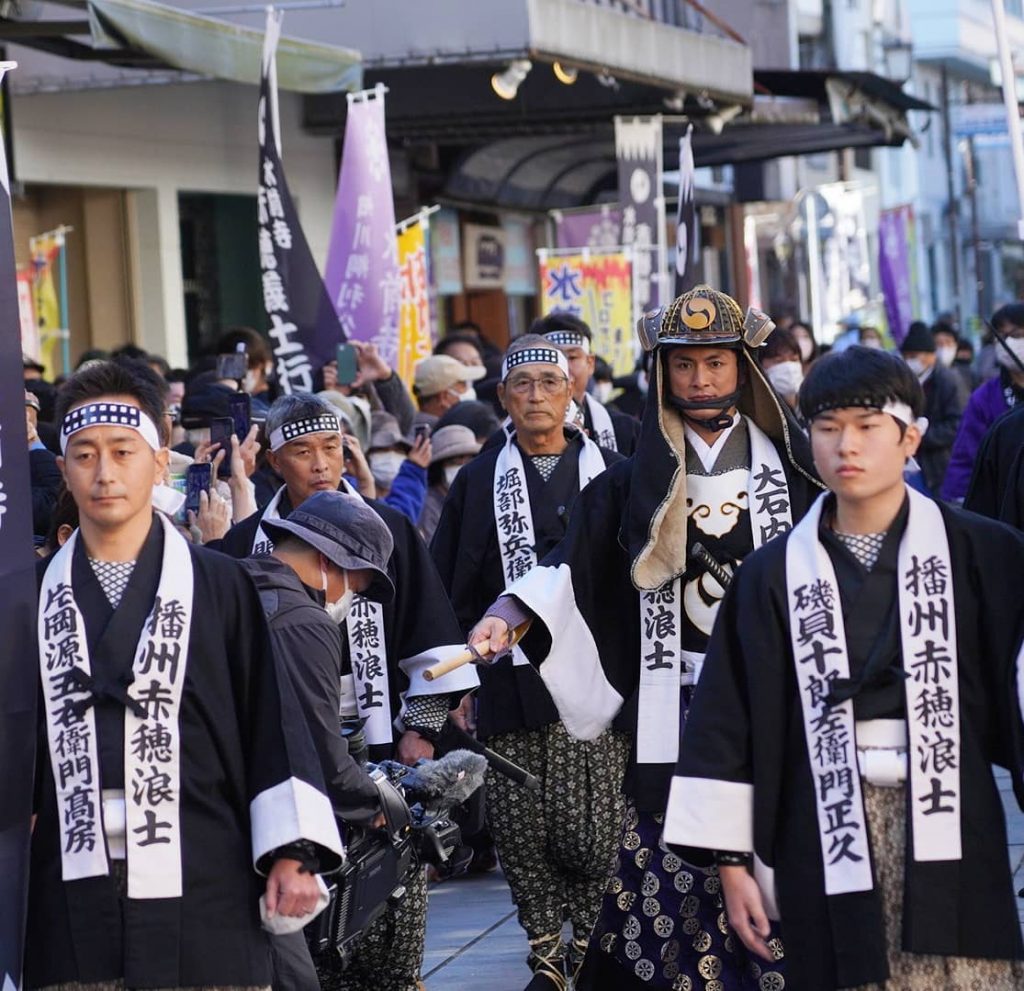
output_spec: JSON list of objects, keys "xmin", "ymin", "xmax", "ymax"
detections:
[
  {"xmin": 470, "ymin": 286, "xmax": 821, "ymax": 990},
  {"xmin": 668, "ymin": 346, "xmax": 1024, "ymax": 990},
  {"xmin": 431, "ymin": 334, "xmax": 626, "ymax": 990},
  {"xmin": 28, "ymin": 361, "xmax": 342, "ymax": 991}
]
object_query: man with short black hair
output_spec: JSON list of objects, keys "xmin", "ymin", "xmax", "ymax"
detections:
[
  {"xmin": 27, "ymin": 360, "xmax": 341, "ymax": 991},
  {"xmin": 669, "ymin": 346, "xmax": 1024, "ymax": 990}
]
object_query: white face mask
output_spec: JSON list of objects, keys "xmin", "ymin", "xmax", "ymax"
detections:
[
  {"xmin": 321, "ymin": 560, "xmax": 355, "ymax": 624},
  {"xmin": 369, "ymin": 450, "xmax": 405, "ymax": 487},
  {"xmin": 996, "ymin": 336, "xmax": 1024, "ymax": 370},
  {"xmin": 905, "ymin": 356, "xmax": 929, "ymax": 378},
  {"xmin": 457, "ymin": 386, "xmax": 477, "ymax": 403},
  {"xmin": 443, "ymin": 463, "xmax": 463, "ymax": 488},
  {"xmin": 936, "ymin": 345, "xmax": 956, "ymax": 367},
  {"xmin": 593, "ymin": 381, "xmax": 613, "ymax": 405},
  {"xmin": 766, "ymin": 360, "xmax": 804, "ymax": 397}
]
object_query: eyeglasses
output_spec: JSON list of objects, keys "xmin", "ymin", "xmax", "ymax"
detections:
[{"xmin": 506, "ymin": 374, "xmax": 568, "ymax": 395}]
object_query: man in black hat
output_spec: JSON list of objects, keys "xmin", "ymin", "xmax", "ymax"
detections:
[
  {"xmin": 899, "ymin": 322, "xmax": 963, "ymax": 496},
  {"xmin": 242, "ymin": 490, "xmax": 396, "ymax": 991}
]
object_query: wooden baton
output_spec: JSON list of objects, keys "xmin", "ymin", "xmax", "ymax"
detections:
[{"xmin": 423, "ymin": 620, "xmax": 532, "ymax": 682}]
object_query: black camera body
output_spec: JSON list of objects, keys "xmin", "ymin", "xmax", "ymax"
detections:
[{"xmin": 306, "ymin": 756, "xmax": 477, "ymax": 967}]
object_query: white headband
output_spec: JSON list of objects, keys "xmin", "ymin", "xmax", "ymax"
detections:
[
  {"xmin": 268, "ymin": 413, "xmax": 342, "ymax": 452},
  {"xmin": 807, "ymin": 399, "xmax": 928, "ymax": 436},
  {"xmin": 60, "ymin": 402, "xmax": 161, "ymax": 454},
  {"xmin": 501, "ymin": 346, "xmax": 571, "ymax": 382},
  {"xmin": 543, "ymin": 330, "xmax": 591, "ymax": 354}
]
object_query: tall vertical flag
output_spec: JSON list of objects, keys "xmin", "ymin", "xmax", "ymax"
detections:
[
  {"xmin": 324, "ymin": 85, "xmax": 401, "ymax": 368},
  {"xmin": 674, "ymin": 125, "xmax": 700, "ymax": 294},
  {"xmin": 395, "ymin": 210, "xmax": 433, "ymax": 386},
  {"xmin": 615, "ymin": 115, "xmax": 665, "ymax": 315},
  {"xmin": 258, "ymin": 10, "xmax": 345, "ymax": 394},
  {"xmin": 0, "ymin": 59, "xmax": 39, "ymax": 991}
]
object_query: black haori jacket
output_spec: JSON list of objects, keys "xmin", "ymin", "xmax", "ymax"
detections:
[
  {"xmin": 430, "ymin": 430, "xmax": 623, "ymax": 739},
  {"xmin": 495, "ymin": 353, "xmax": 821, "ymax": 808},
  {"xmin": 28, "ymin": 519, "xmax": 341, "ymax": 989},
  {"xmin": 669, "ymin": 501, "xmax": 1024, "ymax": 990}
]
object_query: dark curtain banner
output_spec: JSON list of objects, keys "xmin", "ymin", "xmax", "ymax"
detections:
[
  {"xmin": 257, "ymin": 47, "xmax": 346, "ymax": 394},
  {"xmin": 675, "ymin": 126, "xmax": 700, "ymax": 295},
  {"xmin": 0, "ymin": 64, "xmax": 38, "ymax": 990}
]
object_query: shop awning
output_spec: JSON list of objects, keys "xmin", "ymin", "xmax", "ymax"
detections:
[
  {"xmin": 0, "ymin": 0, "xmax": 362, "ymax": 93},
  {"xmin": 435, "ymin": 69, "xmax": 935, "ymax": 210}
]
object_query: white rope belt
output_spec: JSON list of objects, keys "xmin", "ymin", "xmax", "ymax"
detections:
[
  {"xmin": 855, "ymin": 719, "xmax": 908, "ymax": 788},
  {"xmin": 680, "ymin": 650, "xmax": 704, "ymax": 687},
  {"xmin": 102, "ymin": 788, "xmax": 127, "ymax": 859}
]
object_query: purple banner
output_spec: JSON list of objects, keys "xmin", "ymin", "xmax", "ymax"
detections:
[
  {"xmin": 879, "ymin": 205, "xmax": 914, "ymax": 344},
  {"xmin": 553, "ymin": 205, "xmax": 622, "ymax": 250},
  {"xmin": 324, "ymin": 87, "xmax": 400, "ymax": 367},
  {"xmin": 258, "ymin": 16, "xmax": 345, "ymax": 394}
]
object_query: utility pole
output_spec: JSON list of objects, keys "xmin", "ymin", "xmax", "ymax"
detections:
[
  {"xmin": 992, "ymin": 0, "xmax": 1024, "ymax": 240},
  {"xmin": 940, "ymin": 64, "xmax": 963, "ymax": 327},
  {"xmin": 963, "ymin": 137, "xmax": 986, "ymax": 322}
]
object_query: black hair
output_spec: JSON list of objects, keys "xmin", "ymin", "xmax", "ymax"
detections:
[
  {"xmin": 931, "ymin": 321, "xmax": 959, "ymax": 344},
  {"xmin": 110, "ymin": 343, "xmax": 150, "ymax": 363},
  {"xmin": 148, "ymin": 354, "xmax": 171, "ymax": 378},
  {"xmin": 992, "ymin": 303, "xmax": 1024, "ymax": 332},
  {"xmin": 450, "ymin": 320, "xmax": 483, "ymax": 338},
  {"xmin": 799, "ymin": 346, "xmax": 924, "ymax": 424},
  {"xmin": 166, "ymin": 368, "xmax": 189, "ymax": 384},
  {"xmin": 43, "ymin": 486, "xmax": 80, "ymax": 553},
  {"xmin": 55, "ymin": 359, "xmax": 167, "ymax": 435},
  {"xmin": 216, "ymin": 326, "xmax": 272, "ymax": 369},
  {"xmin": 956, "ymin": 339, "xmax": 975, "ymax": 356},
  {"xmin": 434, "ymin": 332, "xmax": 484, "ymax": 361},
  {"xmin": 75, "ymin": 348, "xmax": 110, "ymax": 369},
  {"xmin": 593, "ymin": 356, "xmax": 613, "ymax": 382},
  {"xmin": 761, "ymin": 326, "xmax": 800, "ymax": 363},
  {"xmin": 434, "ymin": 399, "xmax": 502, "ymax": 443},
  {"xmin": 528, "ymin": 312, "xmax": 592, "ymax": 341}
]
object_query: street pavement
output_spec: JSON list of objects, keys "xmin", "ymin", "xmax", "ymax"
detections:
[{"xmin": 421, "ymin": 768, "xmax": 1024, "ymax": 991}]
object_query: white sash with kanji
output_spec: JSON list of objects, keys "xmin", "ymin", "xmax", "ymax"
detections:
[
  {"xmin": 494, "ymin": 431, "xmax": 605, "ymax": 666},
  {"xmin": 635, "ymin": 418, "xmax": 792, "ymax": 766},
  {"xmin": 39, "ymin": 513, "xmax": 194, "ymax": 898},
  {"xmin": 787, "ymin": 488, "xmax": 960, "ymax": 897},
  {"xmin": 585, "ymin": 393, "xmax": 617, "ymax": 451}
]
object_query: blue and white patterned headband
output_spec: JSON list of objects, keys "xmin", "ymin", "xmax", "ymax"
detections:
[
  {"xmin": 501, "ymin": 346, "xmax": 570, "ymax": 382},
  {"xmin": 268, "ymin": 413, "xmax": 342, "ymax": 452},
  {"xmin": 543, "ymin": 330, "xmax": 591, "ymax": 354},
  {"xmin": 60, "ymin": 402, "xmax": 161, "ymax": 454}
]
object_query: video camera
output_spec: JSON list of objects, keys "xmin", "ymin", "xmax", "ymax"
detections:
[{"xmin": 305, "ymin": 748, "xmax": 485, "ymax": 968}]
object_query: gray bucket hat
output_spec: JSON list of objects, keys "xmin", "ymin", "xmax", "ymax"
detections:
[{"xmin": 261, "ymin": 490, "xmax": 395, "ymax": 603}]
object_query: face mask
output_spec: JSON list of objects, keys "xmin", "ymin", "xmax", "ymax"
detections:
[
  {"xmin": 862, "ymin": 337, "xmax": 883, "ymax": 350},
  {"xmin": 996, "ymin": 336, "xmax": 1024, "ymax": 370},
  {"xmin": 457, "ymin": 386, "xmax": 477, "ymax": 403},
  {"xmin": 936, "ymin": 345, "xmax": 956, "ymax": 367},
  {"xmin": 766, "ymin": 360, "xmax": 803, "ymax": 397},
  {"xmin": 443, "ymin": 463, "xmax": 463, "ymax": 488},
  {"xmin": 369, "ymin": 451, "xmax": 405, "ymax": 487},
  {"xmin": 321, "ymin": 560, "xmax": 355, "ymax": 624},
  {"xmin": 905, "ymin": 356, "xmax": 928, "ymax": 378},
  {"xmin": 593, "ymin": 382, "xmax": 613, "ymax": 404}
]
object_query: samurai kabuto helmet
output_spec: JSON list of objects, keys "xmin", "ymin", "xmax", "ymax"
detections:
[{"xmin": 637, "ymin": 284, "xmax": 775, "ymax": 353}]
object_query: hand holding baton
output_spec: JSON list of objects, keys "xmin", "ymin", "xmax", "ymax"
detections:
[{"xmin": 423, "ymin": 620, "xmax": 533, "ymax": 682}]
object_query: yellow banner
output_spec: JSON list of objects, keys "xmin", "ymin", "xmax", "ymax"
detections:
[
  {"xmin": 397, "ymin": 220, "xmax": 433, "ymax": 386},
  {"xmin": 539, "ymin": 251, "xmax": 634, "ymax": 376},
  {"xmin": 31, "ymin": 234, "xmax": 63, "ymax": 376}
]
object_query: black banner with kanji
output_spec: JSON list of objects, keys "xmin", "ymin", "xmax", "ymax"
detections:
[{"xmin": 0, "ymin": 59, "xmax": 39, "ymax": 991}]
